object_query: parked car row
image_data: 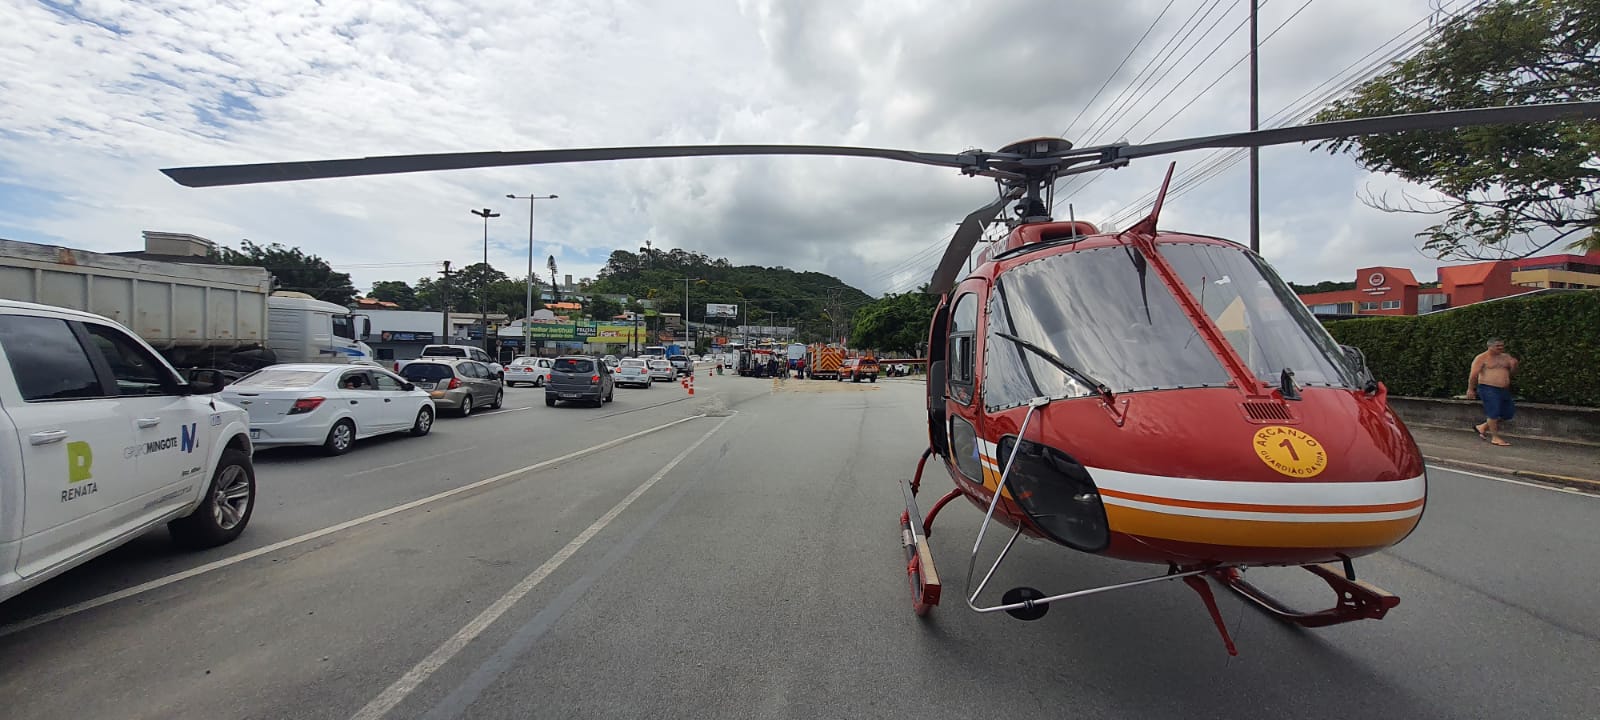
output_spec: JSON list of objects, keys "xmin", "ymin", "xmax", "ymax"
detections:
[{"xmin": 0, "ymin": 301, "xmax": 713, "ymax": 607}]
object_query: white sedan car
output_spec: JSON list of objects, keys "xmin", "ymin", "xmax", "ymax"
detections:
[{"xmin": 219, "ymin": 364, "xmax": 435, "ymax": 455}]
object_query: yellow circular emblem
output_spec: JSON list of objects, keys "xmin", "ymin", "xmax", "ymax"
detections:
[{"xmin": 1252, "ymin": 426, "xmax": 1327, "ymax": 478}]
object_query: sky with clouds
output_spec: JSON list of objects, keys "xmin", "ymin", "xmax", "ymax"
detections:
[{"xmin": 0, "ymin": 0, "xmax": 1513, "ymax": 297}]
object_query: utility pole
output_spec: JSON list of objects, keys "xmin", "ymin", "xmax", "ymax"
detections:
[
  {"xmin": 507, "ymin": 193, "xmax": 558, "ymax": 357},
  {"xmin": 438, "ymin": 260, "xmax": 453, "ymax": 342},
  {"xmin": 671, "ymin": 277, "xmax": 700, "ymax": 349},
  {"xmin": 471, "ymin": 207, "xmax": 499, "ymax": 353},
  {"xmin": 1249, "ymin": 0, "xmax": 1260, "ymax": 253}
]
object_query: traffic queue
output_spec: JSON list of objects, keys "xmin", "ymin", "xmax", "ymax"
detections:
[{"xmin": 0, "ymin": 298, "xmax": 698, "ymax": 607}]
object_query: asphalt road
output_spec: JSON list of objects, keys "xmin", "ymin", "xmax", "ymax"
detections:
[{"xmin": 1, "ymin": 368, "xmax": 1597, "ymax": 719}]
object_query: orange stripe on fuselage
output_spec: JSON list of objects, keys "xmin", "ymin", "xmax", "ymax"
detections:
[
  {"xmin": 1104, "ymin": 504, "xmax": 1419, "ymax": 549},
  {"xmin": 1098, "ymin": 488, "xmax": 1425, "ymax": 515}
]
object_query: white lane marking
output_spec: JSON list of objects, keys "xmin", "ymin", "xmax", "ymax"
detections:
[
  {"xmin": 351, "ymin": 414, "xmax": 733, "ymax": 720},
  {"xmin": 351, "ymin": 446, "xmax": 479, "ymax": 476},
  {"xmin": 0, "ymin": 414, "xmax": 709, "ymax": 639},
  {"xmin": 1427, "ymin": 465, "xmax": 1600, "ymax": 498},
  {"xmin": 462, "ymin": 406, "xmax": 532, "ymax": 418}
]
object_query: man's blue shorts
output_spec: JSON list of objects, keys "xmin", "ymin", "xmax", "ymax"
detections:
[{"xmin": 1478, "ymin": 384, "xmax": 1515, "ymax": 421}]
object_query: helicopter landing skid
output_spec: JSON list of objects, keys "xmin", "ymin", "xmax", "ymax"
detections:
[
  {"xmin": 1211, "ymin": 563, "xmax": 1400, "ymax": 628},
  {"xmin": 900, "ymin": 478, "xmax": 942, "ymax": 616}
]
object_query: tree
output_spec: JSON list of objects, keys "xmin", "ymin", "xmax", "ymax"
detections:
[
  {"xmin": 1312, "ymin": 0, "xmax": 1600, "ymax": 259},
  {"xmin": 369, "ymin": 280, "xmax": 418, "ymax": 309},
  {"xmin": 414, "ymin": 276, "xmax": 454, "ymax": 312},
  {"xmin": 851, "ymin": 287, "xmax": 939, "ymax": 354},
  {"xmin": 587, "ymin": 296, "xmax": 622, "ymax": 321},
  {"xmin": 214, "ymin": 240, "xmax": 357, "ymax": 305}
]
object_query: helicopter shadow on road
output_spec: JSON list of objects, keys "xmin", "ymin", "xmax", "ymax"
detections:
[{"xmin": 894, "ymin": 530, "xmax": 1448, "ymax": 720}]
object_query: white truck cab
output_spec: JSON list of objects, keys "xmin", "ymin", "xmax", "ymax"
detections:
[{"xmin": 0, "ymin": 300, "xmax": 256, "ymax": 604}]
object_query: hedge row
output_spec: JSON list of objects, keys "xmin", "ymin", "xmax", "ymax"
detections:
[{"xmin": 1322, "ymin": 290, "xmax": 1600, "ymax": 407}]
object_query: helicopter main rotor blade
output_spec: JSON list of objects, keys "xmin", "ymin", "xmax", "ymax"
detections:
[
  {"xmin": 161, "ymin": 144, "xmax": 971, "ymax": 188},
  {"xmin": 1108, "ymin": 101, "xmax": 1600, "ymax": 160},
  {"xmin": 928, "ymin": 191, "xmax": 1020, "ymax": 294}
]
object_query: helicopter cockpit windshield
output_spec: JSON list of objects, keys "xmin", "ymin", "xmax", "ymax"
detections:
[
  {"xmin": 1159, "ymin": 241, "xmax": 1361, "ymax": 389},
  {"xmin": 985, "ymin": 246, "xmax": 1231, "ymax": 410}
]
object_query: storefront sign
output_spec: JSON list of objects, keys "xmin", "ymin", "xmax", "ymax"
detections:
[{"xmin": 378, "ymin": 331, "xmax": 435, "ymax": 343}]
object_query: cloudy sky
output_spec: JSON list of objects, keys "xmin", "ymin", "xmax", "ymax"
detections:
[{"xmin": 0, "ymin": 0, "xmax": 1508, "ymax": 297}]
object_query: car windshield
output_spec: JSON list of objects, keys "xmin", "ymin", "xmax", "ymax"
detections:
[
  {"xmin": 621, "ymin": 359, "xmax": 647, "ymax": 368},
  {"xmin": 650, "ymin": 361, "xmax": 671, "ymax": 369},
  {"xmin": 987, "ymin": 246, "xmax": 1231, "ymax": 404},
  {"xmin": 400, "ymin": 363, "xmax": 455, "ymax": 381},
  {"xmin": 1159, "ymin": 241, "xmax": 1361, "ymax": 388},
  {"xmin": 509, "ymin": 358, "xmax": 537, "ymax": 366},
  {"xmin": 421, "ymin": 347, "xmax": 467, "ymax": 357},
  {"xmin": 554, "ymin": 358, "xmax": 594, "ymax": 373},
  {"xmin": 230, "ymin": 368, "xmax": 334, "ymax": 389}
]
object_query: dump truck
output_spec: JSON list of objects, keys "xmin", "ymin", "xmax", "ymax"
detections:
[{"xmin": 0, "ymin": 234, "xmax": 373, "ymax": 377}]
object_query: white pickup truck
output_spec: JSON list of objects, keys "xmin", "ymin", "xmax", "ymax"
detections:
[{"xmin": 0, "ymin": 299, "xmax": 256, "ymax": 604}]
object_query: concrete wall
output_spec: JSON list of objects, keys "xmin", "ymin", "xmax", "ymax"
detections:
[{"xmin": 1388, "ymin": 396, "xmax": 1600, "ymax": 445}]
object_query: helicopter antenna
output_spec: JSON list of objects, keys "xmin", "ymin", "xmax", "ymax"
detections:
[
  {"xmin": 1068, "ymin": 203, "xmax": 1078, "ymax": 239},
  {"xmin": 1123, "ymin": 162, "xmax": 1177, "ymax": 237}
]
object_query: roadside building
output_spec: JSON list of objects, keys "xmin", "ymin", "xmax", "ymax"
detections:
[{"xmin": 1297, "ymin": 250, "xmax": 1600, "ymax": 317}]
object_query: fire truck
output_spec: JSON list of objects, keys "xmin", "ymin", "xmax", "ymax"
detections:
[{"xmin": 807, "ymin": 344, "xmax": 844, "ymax": 380}]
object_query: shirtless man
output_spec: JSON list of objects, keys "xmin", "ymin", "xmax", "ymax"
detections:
[{"xmin": 1466, "ymin": 338, "xmax": 1518, "ymax": 446}]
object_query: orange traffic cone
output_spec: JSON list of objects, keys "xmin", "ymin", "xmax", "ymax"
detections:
[{"xmin": 688, "ymin": 374, "xmax": 695, "ymax": 396}]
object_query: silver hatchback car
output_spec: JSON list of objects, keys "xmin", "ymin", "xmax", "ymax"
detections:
[{"xmin": 399, "ymin": 359, "xmax": 503, "ymax": 416}]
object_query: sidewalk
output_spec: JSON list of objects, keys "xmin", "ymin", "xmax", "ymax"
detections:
[{"xmin": 1406, "ymin": 423, "xmax": 1600, "ymax": 489}]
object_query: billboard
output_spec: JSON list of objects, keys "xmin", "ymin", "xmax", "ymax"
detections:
[
  {"xmin": 706, "ymin": 303, "xmax": 738, "ymax": 318},
  {"xmin": 498, "ymin": 322, "xmax": 643, "ymax": 343}
]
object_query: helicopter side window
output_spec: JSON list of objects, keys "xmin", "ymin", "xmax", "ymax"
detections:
[
  {"xmin": 947, "ymin": 292, "xmax": 978, "ymax": 405},
  {"xmin": 949, "ymin": 416, "xmax": 983, "ymax": 482}
]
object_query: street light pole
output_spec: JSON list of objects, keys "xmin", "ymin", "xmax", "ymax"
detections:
[
  {"xmin": 670, "ymin": 277, "xmax": 700, "ymax": 350},
  {"xmin": 507, "ymin": 193, "xmax": 557, "ymax": 356},
  {"xmin": 471, "ymin": 207, "xmax": 500, "ymax": 354}
]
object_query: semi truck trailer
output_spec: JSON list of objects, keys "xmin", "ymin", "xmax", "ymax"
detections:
[{"xmin": 0, "ymin": 235, "xmax": 372, "ymax": 376}]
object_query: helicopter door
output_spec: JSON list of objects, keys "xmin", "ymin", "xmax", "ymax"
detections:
[
  {"xmin": 943, "ymin": 285, "xmax": 987, "ymax": 486},
  {"xmin": 926, "ymin": 295, "xmax": 951, "ymax": 455}
]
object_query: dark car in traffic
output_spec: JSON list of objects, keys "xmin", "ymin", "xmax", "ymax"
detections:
[{"xmin": 545, "ymin": 356, "xmax": 614, "ymax": 407}]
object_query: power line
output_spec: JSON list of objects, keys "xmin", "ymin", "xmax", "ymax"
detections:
[
  {"xmin": 1060, "ymin": 0, "xmax": 1178, "ymax": 139},
  {"xmin": 1073, "ymin": 0, "xmax": 1223, "ymax": 146},
  {"xmin": 1097, "ymin": 1, "xmax": 1485, "ymax": 230},
  {"xmin": 1091, "ymin": 0, "xmax": 1249, "ymax": 145},
  {"xmin": 1126, "ymin": 0, "xmax": 1300, "ymax": 144},
  {"xmin": 1061, "ymin": 0, "xmax": 1457, "ymax": 223}
]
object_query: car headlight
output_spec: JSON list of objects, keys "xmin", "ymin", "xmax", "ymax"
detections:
[{"xmin": 996, "ymin": 437, "xmax": 1110, "ymax": 552}]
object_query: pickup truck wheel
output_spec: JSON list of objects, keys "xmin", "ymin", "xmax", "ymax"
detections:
[
  {"xmin": 169, "ymin": 448, "xmax": 254, "ymax": 549},
  {"xmin": 545, "ymin": 397, "xmax": 557, "ymax": 407},
  {"xmin": 324, "ymin": 419, "xmax": 356, "ymax": 455},
  {"xmin": 410, "ymin": 407, "xmax": 434, "ymax": 436}
]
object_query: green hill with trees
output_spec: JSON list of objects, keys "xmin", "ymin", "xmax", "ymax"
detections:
[{"xmin": 583, "ymin": 247, "xmax": 873, "ymax": 343}]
